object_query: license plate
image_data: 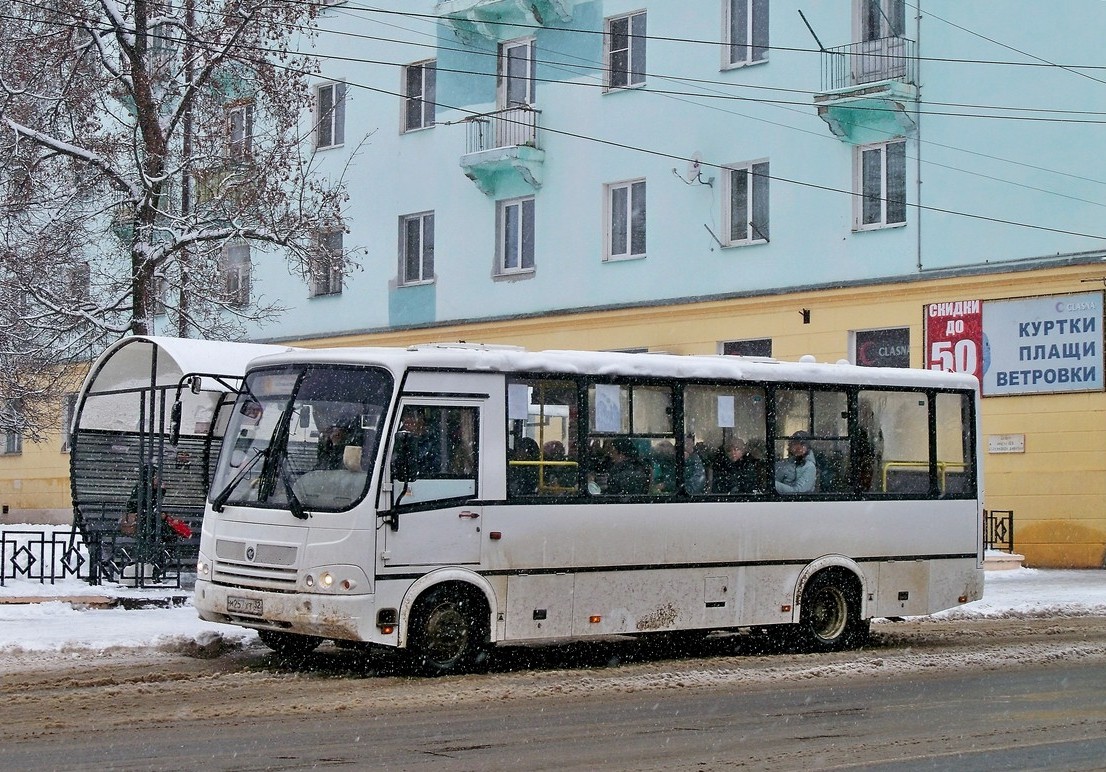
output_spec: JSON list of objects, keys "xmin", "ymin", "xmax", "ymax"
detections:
[{"xmin": 227, "ymin": 595, "xmax": 263, "ymax": 616}]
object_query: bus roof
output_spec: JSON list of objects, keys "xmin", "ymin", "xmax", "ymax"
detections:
[{"xmin": 242, "ymin": 342, "xmax": 979, "ymax": 392}]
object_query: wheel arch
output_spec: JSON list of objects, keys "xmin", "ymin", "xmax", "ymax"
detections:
[
  {"xmin": 792, "ymin": 555, "xmax": 868, "ymax": 623},
  {"xmin": 397, "ymin": 568, "xmax": 498, "ymax": 649}
]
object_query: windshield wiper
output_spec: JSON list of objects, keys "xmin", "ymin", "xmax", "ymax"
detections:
[
  {"xmin": 257, "ymin": 404, "xmax": 310, "ymax": 520},
  {"xmin": 211, "ymin": 447, "xmax": 267, "ymax": 512}
]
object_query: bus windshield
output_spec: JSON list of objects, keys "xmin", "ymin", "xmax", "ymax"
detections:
[{"xmin": 211, "ymin": 365, "xmax": 393, "ymax": 512}]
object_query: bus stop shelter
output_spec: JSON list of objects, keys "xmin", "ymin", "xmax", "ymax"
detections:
[{"xmin": 70, "ymin": 336, "xmax": 289, "ymax": 584}]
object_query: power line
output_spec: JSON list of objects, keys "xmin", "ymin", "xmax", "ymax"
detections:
[{"xmin": 5, "ymin": 2, "xmax": 1105, "ymax": 241}]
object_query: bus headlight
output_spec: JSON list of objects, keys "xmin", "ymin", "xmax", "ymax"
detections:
[
  {"xmin": 197, "ymin": 560, "xmax": 210, "ymax": 577},
  {"xmin": 301, "ymin": 566, "xmax": 369, "ymax": 593}
]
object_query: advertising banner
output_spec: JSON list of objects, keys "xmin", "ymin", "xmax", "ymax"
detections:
[
  {"xmin": 925, "ymin": 292, "xmax": 1104, "ymax": 396},
  {"xmin": 981, "ymin": 291, "xmax": 1103, "ymax": 396},
  {"xmin": 925, "ymin": 299, "xmax": 983, "ymax": 384}
]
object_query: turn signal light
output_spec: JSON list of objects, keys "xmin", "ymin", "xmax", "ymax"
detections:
[{"xmin": 589, "ymin": 615, "xmax": 602, "ymax": 624}]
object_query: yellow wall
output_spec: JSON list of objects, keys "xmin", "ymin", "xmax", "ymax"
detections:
[
  {"xmin": 5, "ymin": 264, "xmax": 1103, "ymax": 565},
  {"xmin": 0, "ymin": 430, "xmax": 74, "ymax": 524}
]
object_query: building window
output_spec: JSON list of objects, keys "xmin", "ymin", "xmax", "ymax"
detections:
[
  {"xmin": 855, "ymin": 139, "xmax": 906, "ymax": 229},
  {"xmin": 500, "ymin": 39, "xmax": 536, "ymax": 107},
  {"xmin": 605, "ymin": 179, "xmax": 646, "ymax": 260},
  {"xmin": 724, "ymin": 0, "xmax": 769, "ymax": 67},
  {"xmin": 498, "ymin": 196, "xmax": 535, "ymax": 274},
  {"xmin": 2, "ymin": 400, "xmax": 22, "ymax": 455},
  {"xmin": 61, "ymin": 394, "xmax": 78, "ymax": 452},
  {"xmin": 400, "ymin": 212, "xmax": 434, "ymax": 285},
  {"xmin": 315, "ymin": 82, "xmax": 346, "ymax": 149},
  {"xmin": 228, "ymin": 103, "xmax": 253, "ymax": 159},
  {"xmin": 722, "ymin": 339, "xmax": 772, "ymax": 357},
  {"xmin": 403, "ymin": 60, "xmax": 436, "ymax": 132},
  {"xmin": 853, "ymin": 327, "xmax": 910, "ymax": 367},
  {"xmin": 223, "ymin": 243, "xmax": 251, "ymax": 307},
  {"xmin": 62, "ymin": 261, "xmax": 91, "ymax": 303},
  {"xmin": 723, "ymin": 160, "xmax": 769, "ymax": 245},
  {"xmin": 310, "ymin": 230, "xmax": 343, "ymax": 297},
  {"xmin": 605, "ymin": 11, "xmax": 646, "ymax": 90}
]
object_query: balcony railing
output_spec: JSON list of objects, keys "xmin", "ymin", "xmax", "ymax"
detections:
[
  {"xmin": 821, "ymin": 36, "xmax": 917, "ymax": 92},
  {"xmin": 464, "ymin": 105, "xmax": 541, "ymax": 154}
]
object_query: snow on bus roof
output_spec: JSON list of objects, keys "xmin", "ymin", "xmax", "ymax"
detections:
[{"xmin": 242, "ymin": 342, "xmax": 979, "ymax": 390}]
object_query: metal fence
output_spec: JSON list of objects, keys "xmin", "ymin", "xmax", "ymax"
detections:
[
  {"xmin": 1, "ymin": 527, "xmax": 188, "ymax": 589},
  {"xmin": 983, "ymin": 509, "xmax": 1015, "ymax": 554},
  {"xmin": 464, "ymin": 105, "xmax": 541, "ymax": 154},
  {"xmin": 821, "ymin": 36, "xmax": 917, "ymax": 92}
]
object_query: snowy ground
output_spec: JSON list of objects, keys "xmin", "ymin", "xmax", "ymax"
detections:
[{"xmin": 2, "ymin": 565, "xmax": 1105, "ymax": 654}]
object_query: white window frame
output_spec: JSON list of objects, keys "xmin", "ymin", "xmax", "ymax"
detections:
[
  {"xmin": 400, "ymin": 211, "xmax": 435, "ymax": 286},
  {"xmin": 604, "ymin": 179, "xmax": 646, "ymax": 261},
  {"xmin": 499, "ymin": 39, "xmax": 536, "ymax": 108},
  {"xmin": 315, "ymin": 82, "xmax": 346, "ymax": 150},
  {"xmin": 722, "ymin": 0, "xmax": 769, "ymax": 69},
  {"xmin": 854, "ymin": 139, "xmax": 907, "ymax": 231},
  {"xmin": 498, "ymin": 196, "xmax": 536, "ymax": 275},
  {"xmin": 223, "ymin": 242, "xmax": 251, "ymax": 307},
  {"xmin": 310, "ymin": 230, "xmax": 343, "ymax": 297},
  {"xmin": 604, "ymin": 11, "xmax": 646, "ymax": 91},
  {"xmin": 403, "ymin": 60, "xmax": 436, "ymax": 132},
  {"xmin": 228, "ymin": 102, "xmax": 253, "ymax": 159},
  {"xmin": 722, "ymin": 160, "xmax": 770, "ymax": 246}
]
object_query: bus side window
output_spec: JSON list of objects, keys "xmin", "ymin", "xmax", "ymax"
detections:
[
  {"xmin": 859, "ymin": 390, "xmax": 928, "ymax": 495},
  {"xmin": 685, "ymin": 384, "xmax": 768, "ymax": 495},
  {"xmin": 505, "ymin": 378, "xmax": 580, "ymax": 498}
]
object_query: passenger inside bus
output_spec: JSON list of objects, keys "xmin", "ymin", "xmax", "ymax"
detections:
[
  {"xmin": 603, "ymin": 437, "xmax": 650, "ymax": 495},
  {"xmin": 507, "ymin": 437, "xmax": 540, "ymax": 496},
  {"xmin": 775, "ymin": 431, "xmax": 817, "ymax": 494},
  {"xmin": 712, "ymin": 437, "xmax": 766, "ymax": 493}
]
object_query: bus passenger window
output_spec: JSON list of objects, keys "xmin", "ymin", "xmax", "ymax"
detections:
[
  {"xmin": 859, "ymin": 390, "xmax": 928, "ymax": 494},
  {"xmin": 506, "ymin": 378, "xmax": 580, "ymax": 497},
  {"xmin": 684, "ymin": 385, "xmax": 768, "ymax": 495},
  {"xmin": 936, "ymin": 392, "xmax": 974, "ymax": 496}
]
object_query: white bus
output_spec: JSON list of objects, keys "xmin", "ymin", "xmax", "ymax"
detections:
[{"xmin": 194, "ymin": 343, "xmax": 984, "ymax": 674}]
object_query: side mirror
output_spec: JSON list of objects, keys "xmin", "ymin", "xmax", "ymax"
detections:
[
  {"xmin": 169, "ymin": 400, "xmax": 183, "ymax": 445},
  {"xmin": 298, "ymin": 404, "xmax": 312, "ymax": 430},
  {"xmin": 391, "ymin": 430, "xmax": 419, "ymax": 482}
]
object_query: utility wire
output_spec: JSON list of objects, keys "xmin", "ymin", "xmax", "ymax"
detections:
[{"xmin": 5, "ymin": 2, "xmax": 1105, "ymax": 240}]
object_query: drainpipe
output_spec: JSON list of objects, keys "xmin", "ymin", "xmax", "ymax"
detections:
[{"xmin": 915, "ymin": 2, "xmax": 923, "ymax": 272}]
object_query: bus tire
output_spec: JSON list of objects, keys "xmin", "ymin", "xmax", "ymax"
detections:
[
  {"xmin": 406, "ymin": 585, "xmax": 489, "ymax": 676},
  {"xmin": 797, "ymin": 570, "xmax": 868, "ymax": 652},
  {"xmin": 257, "ymin": 629, "xmax": 322, "ymax": 659}
]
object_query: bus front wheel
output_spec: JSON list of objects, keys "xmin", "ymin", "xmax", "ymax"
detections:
[
  {"xmin": 406, "ymin": 585, "xmax": 489, "ymax": 676},
  {"xmin": 796, "ymin": 570, "xmax": 869, "ymax": 652}
]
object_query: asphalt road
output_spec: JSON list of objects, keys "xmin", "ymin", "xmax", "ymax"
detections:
[{"xmin": 1, "ymin": 616, "xmax": 1104, "ymax": 771}]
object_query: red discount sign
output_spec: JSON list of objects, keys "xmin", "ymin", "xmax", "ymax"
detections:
[{"xmin": 926, "ymin": 300, "xmax": 983, "ymax": 383}]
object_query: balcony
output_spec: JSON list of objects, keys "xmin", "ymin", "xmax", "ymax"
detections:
[
  {"xmin": 459, "ymin": 106, "xmax": 544, "ymax": 196},
  {"xmin": 436, "ymin": 0, "xmax": 581, "ymax": 42},
  {"xmin": 814, "ymin": 37, "xmax": 919, "ymax": 144}
]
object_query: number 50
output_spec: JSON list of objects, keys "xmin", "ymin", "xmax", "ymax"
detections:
[{"xmin": 930, "ymin": 340, "xmax": 977, "ymax": 373}]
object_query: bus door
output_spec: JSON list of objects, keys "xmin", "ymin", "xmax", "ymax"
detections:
[{"xmin": 380, "ymin": 396, "xmax": 486, "ymax": 567}]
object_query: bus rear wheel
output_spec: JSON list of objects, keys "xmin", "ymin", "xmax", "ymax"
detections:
[
  {"xmin": 407, "ymin": 585, "xmax": 489, "ymax": 676},
  {"xmin": 797, "ymin": 570, "xmax": 868, "ymax": 652},
  {"xmin": 257, "ymin": 629, "xmax": 322, "ymax": 659}
]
